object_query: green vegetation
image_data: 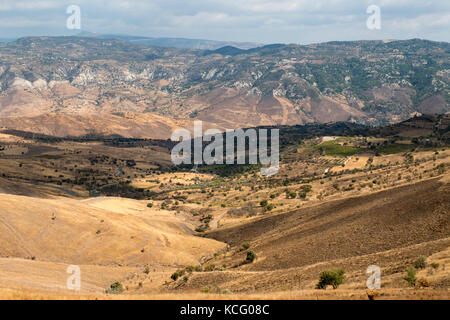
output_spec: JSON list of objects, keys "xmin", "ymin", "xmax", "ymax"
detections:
[
  {"xmin": 404, "ymin": 267, "xmax": 417, "ymax": 286},
  {"xmin": 246, "ymin": 251, "xmax": 257, "ymax": 263},
  {"xmin": 242, "ymin": 242, "xmax": 251, "ymax": 250},
  {"xmin": 315, "ymin": 141, "xmax": 359, "ymax": 157},
  {"xmin": 413, "ymin": 257, "xmax": 427, "ymax": 269},
  {"xmin": 146, "ymin": 202, "xmax": 153, "ymax": 208},
  {"xmin": 107, "ymin": 281, "xmax": 124, "ymax": 294},
  {"xmin": 377, "ymin": 143, "xmax": 414, "ymax": 155},
  {"xmin": 430, "ymin": 262, "xmax": 439, "ymax": 269},
  {"xmin": 316, "ymin": 269, "xmax": 345, "ymax": 289}
]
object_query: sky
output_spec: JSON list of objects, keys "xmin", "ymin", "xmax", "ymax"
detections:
[{"xmin": 0, "ymin": 0, "xmax": 449, "ymax": 44}]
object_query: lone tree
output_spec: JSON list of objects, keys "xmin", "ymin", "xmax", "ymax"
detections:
[{"xmin": 316, "ymin": 269, "xmax": 345, "ymax": 289}]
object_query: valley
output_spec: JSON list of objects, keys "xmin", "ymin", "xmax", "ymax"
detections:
[{"xmin": 0, "ymin": 115, "xmax": 448, "ymax": 299}]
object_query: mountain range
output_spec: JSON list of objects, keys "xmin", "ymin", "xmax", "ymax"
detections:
[{"xmin": 0, "ymin": 36, "xmax": 448, "ymax": 138}]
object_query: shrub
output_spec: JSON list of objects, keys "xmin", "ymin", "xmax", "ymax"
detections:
[
  {"xmin": 246, "ymin": 251, "xmax": 257, "ymax": 263},
  {"xmin": 413, "ymin": 257, "xmax": 427, "ymax": 269},
  {"xmin": 259, "ymin": 200, "xmax": 268, "ymax": 207},
  {"xmin": 242, "ymin": 242, "xmax": 251, "ymax": 250},
  {"xmin": 316, "ymin": 269, "xmax": 345, "ymax": 289},
  {"xmin": 404, "ymin": 267, "xmax": 417, "ymax": 286},
  {"xmin": 147, "ymin": 202, "xmax": 153, "ymax": 208},
  {"xmin": 108, "ymin": 281, "xmax": 123, "ymax": 294},
  {"xmin": 430, "ymin": 262, "xmax": 439, "ymax": 269},
  {"xmin": 194, "ymin": 265, "xmax": 203, "ymax": 272},
  {"xmin": 286, "ymin": 191, "xmax": 297, "ymax": 199},
  {"xmin": 186, "ymin": 266, "xmax": 195, "ymax": 273},
  {"xmin": 195, "ymin": 226, "xmax": 206, "ymax": 233},
  {"xmin": 171, "ymin": 272, "xmax": 180, "ymax": 281},
  {"xmin": 300, "ymin": 185, "xmax": 312, "ymax": 193},
  {"xmin": 204, "ymin": 264, "xmax": 215, "ymax": 272}
]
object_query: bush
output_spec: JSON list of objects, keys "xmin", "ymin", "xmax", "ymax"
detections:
[
  {"xmin": 259, "ymin": 200, "xmax": 268, "ymax": 207},
  {"xmin": 108, "ymin": 281, "xmax": 123, "ymax": 294},
  {"xmin": 316, "ymin": 269, "xmax": 345, "ymax": 289},
  {"xmin": 171, "ymin": 272, "xmax": 180, "ymax": 281},
  {"xmin": 404, "ymin": 267, "xmax": 417, "ymax": 286},
  {"xmin": 413, "ymin": 257, "xmax": 427, "ymax": 269},
  {"xmin": 286, "ymin": 191, "xmax": 297, "ymax": 199},
  {"xmin": 246, "ymin": 251, "xmax": 257, "ymax": 263},
  {"xmin": 430, "ymin": 262, "xmax": 439, "ymax": 269},
  {"xmin": 242, "ymin": 242, "xmax": 251, "ymax": 250},
  {"xmin": 300, "ymin": 185, "xmax": 312, "ymax": 193},
  {"xmin": 147, "ymin": 202, "xmax": 153, "ymax": 208}
]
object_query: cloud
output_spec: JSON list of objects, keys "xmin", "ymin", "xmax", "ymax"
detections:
[{"xmin": 0, "ymin": 0, "xmax": 448, "ymax": 43}]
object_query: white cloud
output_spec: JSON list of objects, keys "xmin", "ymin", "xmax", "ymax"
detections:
[{"xmin": 0, "ymin": 0, "xmax": 448, "ymax": 43}]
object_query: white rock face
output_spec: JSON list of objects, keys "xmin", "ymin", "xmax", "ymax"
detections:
[
  {"xmin": 72, "ymin": 70, "xmax": 96, "ymax": 86},
  {"xmin": 273, "ymin": 88, "xmax": 286, "ymax": 97},
  {"xmin": 11, "ymin": 77, "xmax": 33, "ymax": 90},
  {"xmin": 33, "ymin": 78, "xmax": 47, "ymax": 89},
  {"xmin": 202, "ymin": 68, "xmax": 217, "ymax": 80},
  {"xmin": 233, "ymin": 81, "xmax": 252, "ymax": 90}
]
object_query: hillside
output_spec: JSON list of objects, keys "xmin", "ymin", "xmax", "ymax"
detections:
[{"xmin": 0, "ymin": 37, "xmax": 448, "ymax": 138}]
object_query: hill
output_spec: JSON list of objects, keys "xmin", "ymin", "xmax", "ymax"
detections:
[{"xmin": 0, "ymin": 37, "xmax": 448, "ymax": 138}]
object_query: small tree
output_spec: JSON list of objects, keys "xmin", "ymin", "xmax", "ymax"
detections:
[
  {"xmin": 316, "ymin": 269, "xmax": 345, "ymax": 289},
  {"xmin": 404, "ymin": 267, "xmax": 417, "ymax": 286}
]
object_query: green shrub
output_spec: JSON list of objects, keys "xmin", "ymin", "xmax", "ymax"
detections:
[
  {"xmin": 300, "ymin": 185, "xmax": 312, "ymax": 193},
  {"xmin": 195, "ymin": 226, "xmax": 206, "ymax": 233},
  {"xmin": 286, "ymin": 191, "xmax": 297, "ymax": 199},
  {"xmin": 242, "ymin": 242, "xmax": 251, "ymax": 250},
  {"xmin": 316, "ymin": 269, "xmax": 345, "ymax": 289},
  {"xmin": 108, "ymin": 281, "xmax": 123, "ymax": 294},
  {"xmin": 147, "ymin": 202, "xmax": 153, "ymax": 208},
  {"xmin": 171, "ymin": 272, "xmax": 180, "ymax": 281},
  {"xmin": 404, "ymin": 267, "xmax": 417, "ymax": 286},
  {"xmin": 259, "ymin": 200, "xmax": 268, "ymax": 207},
  {"xmin": 413, "ymin": 257, "xmax": 427, "ymax": 269},
  {"xmin": 430, "ymin": 262, "xmax": 439, "ymax": 269},
  {"xmin": 246, "ymin": 251, "xmax": 257, "ymax": 263}
]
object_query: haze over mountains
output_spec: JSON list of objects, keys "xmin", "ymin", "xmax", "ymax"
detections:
[{"xmin": 0, "ymin": 36, "xmax": 448, "ymax": 139}]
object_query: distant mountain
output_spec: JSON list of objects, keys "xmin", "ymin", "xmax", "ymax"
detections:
[
  {"xmin": 77, "ymin": 31, "xmax": 262, "ymax": 50},
  {"xmin": 0, "ymin": 36, "xmax": 448, "ymax": 138}
]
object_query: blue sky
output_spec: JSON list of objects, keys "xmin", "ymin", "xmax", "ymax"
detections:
[{"xmin": 0, "ymin": 0, "xmax": 449, "ymax": 44}]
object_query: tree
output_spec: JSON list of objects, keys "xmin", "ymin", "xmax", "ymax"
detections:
[{"xmin": 316, "ymin": 269, "xmax": 345, "ymax": 289}]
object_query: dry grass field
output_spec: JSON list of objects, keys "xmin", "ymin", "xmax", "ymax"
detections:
[{"xmin": 0, "ymin": 119, "xmax": 449, "ymax": 300}]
